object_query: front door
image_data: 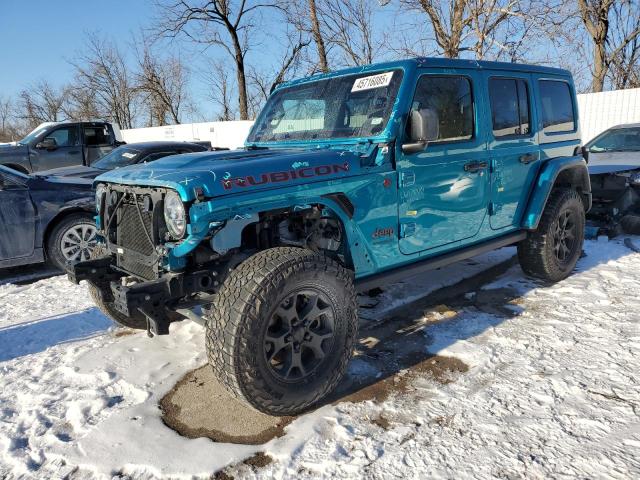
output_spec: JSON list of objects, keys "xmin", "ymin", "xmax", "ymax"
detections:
[
  {"xmin": 398, "ymin": 71, "xmax": 490, "ymax": 255},
  {"xmin": 484, "ymin": 73, "xmax": 540, "ymax": 229},
  {"xmin": 31, "ymin": 124, "xmax": 83, "ymax": 171},
  {"xmin": 0, "ymin": 170, "xmax": 36, "ymax": 261}
]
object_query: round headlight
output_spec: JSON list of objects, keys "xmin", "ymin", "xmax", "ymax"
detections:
[
  {"xmin": 95, "ymin": 184, "xmax": 107, "ymax": 212},
  {"xmin": 164, "ymin": 190, "xmax": 187, "ymax": 239}
]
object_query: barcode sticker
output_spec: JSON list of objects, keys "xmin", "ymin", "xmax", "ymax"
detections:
[{"xmin": 351, "ymin": 72, "xmax": 394, "ymax": 92}]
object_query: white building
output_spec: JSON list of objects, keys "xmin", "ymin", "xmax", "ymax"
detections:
[
  {"xmin": 121, "ymin": 120, "xmax": 254, "ymax": 149},
  {"xmin": 120, "ymin": 89, "xmax": 640, "ymax": 148},
  {"xmin": 577, "ymin": 88, "xmax": 640, "ymax": 143}
]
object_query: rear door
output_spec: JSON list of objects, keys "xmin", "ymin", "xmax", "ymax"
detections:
[
  {"xmin": 0, "ymin": 170, "xmax": 36, "ymax": 261},
  {"xmin": 32, "ymin": 124, "xmax": 83, "ymax": 171},
  {"xmin": 484, "ymin": 73, "xmax": 540, "ymax": 229},
  {"xmin": 397, "ymin": 70, "xmax": 491, "ymax": 255},
  {"xmin": 83, "ymin": 124, "xmax": 116, "ymax": 166}
]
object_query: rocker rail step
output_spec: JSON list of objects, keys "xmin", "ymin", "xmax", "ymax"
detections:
[{"xmin": 355, "ymin": 231, "xmax": 527, "ymax": 293}]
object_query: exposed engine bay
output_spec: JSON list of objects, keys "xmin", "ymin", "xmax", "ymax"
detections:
[{"xmin": 587, "ymin": 169, "xmax": 640, "ymax": 238}]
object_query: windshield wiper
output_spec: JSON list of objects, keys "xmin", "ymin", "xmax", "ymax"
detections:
[{"xmin": 246, "ymin": 144, "xmax": 269, "ymax": 150}]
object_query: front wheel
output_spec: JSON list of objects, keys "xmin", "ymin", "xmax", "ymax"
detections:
[
  {"xmin": 518, "ymin": 188, "xmax": 585, "ymax": 282},
  {"xmin": 47, "ymin": 213, "xmax": 98, "ymax": 270},
  {"xmin": 205, "ymin": 247, "xmax": 358, "ymax": 416}
]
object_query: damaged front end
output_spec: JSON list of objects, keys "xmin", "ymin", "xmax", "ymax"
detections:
[
  {"xmin": 587, "ymin": 168, "xmax": 640, "ymax": 238},
  {"xmin": 66, "ymin": 183, "xmax": 238, "ymax": 336}
]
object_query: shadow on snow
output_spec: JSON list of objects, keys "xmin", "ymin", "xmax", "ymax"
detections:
[{"xmin": 0, "ymin": 308, "xmax": 113, "ymax": 362}]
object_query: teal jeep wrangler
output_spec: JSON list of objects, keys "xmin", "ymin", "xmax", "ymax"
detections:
[{"xmin": 68, "ymin": 58, "xmax": 591, "ymax": 415}]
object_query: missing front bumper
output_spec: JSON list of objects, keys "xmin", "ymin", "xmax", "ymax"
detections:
[{"xmin": 67, "ymin": 258, "xmax": 219, "ymax": 336}]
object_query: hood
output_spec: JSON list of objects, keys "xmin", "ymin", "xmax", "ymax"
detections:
[
  {"xmin": 0, "ymin": 143, "xmax": 28, "ymax": 156},
  {"xmin": 588, "ymin": 151, "xmax": 640, "ymax": 175},
  {"xmin": 27, "ymin": 173, "xmax": 94, "ymax": 191},
  {"xmin": 37, "ymin": 165, "xmax": 105, "ymax": 179},
  {"xmin": 95, "ymin": 147, "xmax": 370, "ymax": 201}
]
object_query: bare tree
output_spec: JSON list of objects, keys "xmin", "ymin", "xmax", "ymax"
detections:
[
  {"xmin": 320, "ymin": 0, "xmax": 378, "ymax": 66},
  {"xmin": 0, "ymin": 96, "xmax": 19, "ymax": 142},
  {"xmin": 70, "ymin": 34, "xmax": 139, "ymax": 128},
  {"xmin": 282, "ymin": 0, "xmax": 331, "ymax": 72},
  {"xmin": 135, "ymin": 37, "xmax": 190, "ymax": 126},
  {"xmin": 308, "ymin": 0, "xmax": 330, "ymax": 71},
  {"xmin": 204, "ymin": 60, "xmax": 237, "ymax": 120},
  {"xmin": 0, "ymin": 97, "xmax": 13, "ymax": 134},
  {"xmin": 248, "ymin": 30, "xmax": 310, "ymax": 112},
  {"xmin": 155, "ymin": 0, "xmax": 278, "ymax": 121},
  {"xmin": 577, "ymin": 0, "xmax": 640, "ymax": 92},
  {"xmin": 605, "ymin": 0, "xmax": 640, "ymax": 90},
  {"xmin": 398, "ymin": 0, "xmax": 521, "ymax": 59},
  {"xmin": 18, "ymin": 80, "xmax": 68, "ymax": 130},
  {"xmin": 62, "ymin": 86, "xmax": 101, "ymax": 121}
]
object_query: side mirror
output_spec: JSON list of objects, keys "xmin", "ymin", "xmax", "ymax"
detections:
[
  {"xmin": 36, "ymin": 137, "xmax": 57, "ymax": 150},
  {"xmin": 402, "ymin": 108, "xmax": 439, "ymax": 154}
]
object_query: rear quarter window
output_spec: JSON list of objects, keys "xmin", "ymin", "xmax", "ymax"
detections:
[{"xmin": 539, "ymin": 80, "xmax": 576, "ymax": 134}]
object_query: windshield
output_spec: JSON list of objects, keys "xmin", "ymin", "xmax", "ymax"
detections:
[
  {"xmin": 247, "ymin": 69, "xmax": 403, "ymax": 144},
  {"xmin": 93, "ymin": 147, "xmax": 142, "ymax": 170},
  {"xmin": 588, "ymin": 127, "xmax": 640, "ymax": 152},
  {"xmin": 19, "ymin": 124, "xmax": 53, "ymax": 145}
]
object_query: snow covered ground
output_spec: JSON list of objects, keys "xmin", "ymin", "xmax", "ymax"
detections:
[{"xmin": 0, "ymin": 238, "xmax": 638, "ymax": 479}]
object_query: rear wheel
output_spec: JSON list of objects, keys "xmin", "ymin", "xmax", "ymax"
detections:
[
  {"xmin": 205, "ymin": 247, "xmax": 358, "ymax": 416},
  {"xmin": 47, "ymin": 213, "xmax": 98, "ymax": 270},
  {"xmin": 518, "ymin": 188, "xmax": 585, "ymax": 282}
]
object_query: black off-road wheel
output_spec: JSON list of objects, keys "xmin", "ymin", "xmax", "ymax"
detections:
[
  {"xmin": 205, "ymin": 247, "xmax": 358, "ymax": 416},
  {"xmin": 86, "ymin": 246, "xmax": 147, "ymax": 330},
  {"xmin": 518, "ymin": 188, "xmax": 585, "ymax": 282}
]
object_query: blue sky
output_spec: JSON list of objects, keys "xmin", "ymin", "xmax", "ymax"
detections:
[
  {"xmin": 0, "ymin": 0, "xmax": 152, "ymax": 97},
  {"xmin": 0, "ymin": 0, "xmax": 297, "ymax": 121},
  {"xmin": 0, "ymin": 1, "xmax": 592, "ymax": 123}
]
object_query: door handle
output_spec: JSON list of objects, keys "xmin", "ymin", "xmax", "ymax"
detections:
[
  {"xmin": 68, "ymin": 150, "xmax": 80, "ymax": 155},
  {"xmin": 519, "ymin": 153, "xmax": 538, "ymax": 164},
  {"xmin": 464, "ymin": 161, "xmax": 488, "ymax": 173}
]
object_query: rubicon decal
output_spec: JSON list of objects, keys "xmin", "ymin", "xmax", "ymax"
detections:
[{"xmin": 221, "ymin": 163, "xmax": 350, "ymax": 190}]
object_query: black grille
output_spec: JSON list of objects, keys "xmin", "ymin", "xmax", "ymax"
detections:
[{"xmin": 116, "ymin": 201, "xmax": 157, "ymax": 280}]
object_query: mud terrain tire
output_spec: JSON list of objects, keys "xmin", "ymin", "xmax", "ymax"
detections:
[
  {"xmin": 518, "ymin": 188, "xmax": 585, "ymax": 282},
  {"xmin": 87, "ymin": 246, "xmax": 147, "ymax": 330},
  {"xmin": 205, "ymin": 247, "xmax": 358, "ymax": 416}
]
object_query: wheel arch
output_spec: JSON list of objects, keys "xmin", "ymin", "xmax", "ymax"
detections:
[
  {"xmin": 2, "ymin": 163, "xmax": 29, "ymax": 174},
  {"xmin": 42, "ymin": 206, "xmax": 95, "ymax": 258},
  {"xmin": 522, "ymin": 156, "xmax": 592, "ymax": 230},
  {"xmin": 178, "ymin": 191, "xmax": 368, "ymax": 272},
  {"xmin": 238, "ymin": 198, "xmax": 359, "ymax": 270}
]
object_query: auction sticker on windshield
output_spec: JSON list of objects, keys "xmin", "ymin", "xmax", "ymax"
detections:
[{"xmin": 351, "ymin": 72, "xmax": 394, "ymax": 92}]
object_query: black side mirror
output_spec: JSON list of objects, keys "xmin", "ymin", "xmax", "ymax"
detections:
[
  {"xmin": 574, "ymin": 145, "xmax": 590, "ymax": 163},
  {"xmin": 402, "ymin": 108, "xmax": 439, "ymax": 154},
  {"xmin": 36, "ymin": 138, "xmax": 57, "ymax": 150}
]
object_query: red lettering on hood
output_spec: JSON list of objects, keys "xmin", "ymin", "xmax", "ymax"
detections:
[{"xmin": 221, "ymin": 163, "xmax": 351, "ymax": 191}]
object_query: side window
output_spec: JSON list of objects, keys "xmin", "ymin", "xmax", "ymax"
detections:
[
  {"xmin": 539, "ymin": 80, "xmax": 575, "ymax": 134},
  {"xmin": 84, "ymin": 125, "xmax": 113, "ymax": 146},
  {"xmin": 45, "ymin": 126, "xmax": 79, "ymax": 147},
  {"xmin": 411, "ymin": 75, "xmax": 474, "ymax": 143},
  {"xmin": 489, "ymin": 78, "xmax": 530, "ymax": 138}
]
